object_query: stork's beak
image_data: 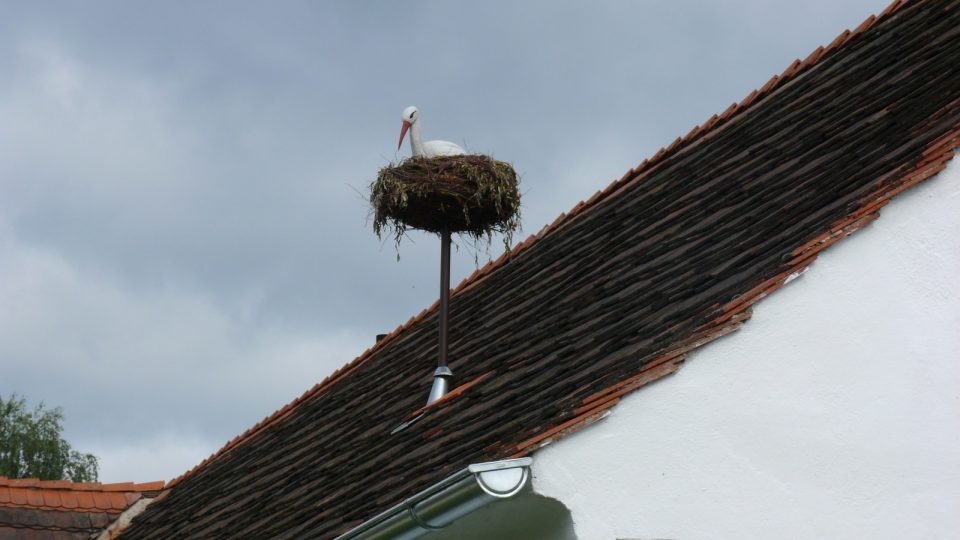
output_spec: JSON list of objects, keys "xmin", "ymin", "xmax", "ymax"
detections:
[{"xmin": 398, "ymin": 121, "xmax": 411, "ymax": 151}]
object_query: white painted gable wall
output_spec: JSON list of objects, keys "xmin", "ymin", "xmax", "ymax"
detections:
[{"xmin": 531, "ymin": 155, "xmax": 960, "ymax": 540}]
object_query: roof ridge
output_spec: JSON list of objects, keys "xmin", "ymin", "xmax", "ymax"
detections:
[
  {"xmin": 162, "ymin": 0, "xmax": 919, "ymax": 489},
  {"xmin": 0, "ymin": 477, "xmax": 164, "ymax": 492}
]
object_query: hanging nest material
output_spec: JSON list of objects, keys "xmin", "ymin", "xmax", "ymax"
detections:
[{"xmin": 371, "ymin": 154, "xmax": 521, "ymax": 249}]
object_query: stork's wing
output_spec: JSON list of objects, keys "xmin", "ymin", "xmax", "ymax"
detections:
[{"xmin": 422, "ymin": 140, "xmax": 466, "ymax": 157}]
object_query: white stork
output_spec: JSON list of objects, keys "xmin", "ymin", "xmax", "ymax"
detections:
[{"xmin": 397, "ymin": 106, "xmax": 466, "ymax": 158}]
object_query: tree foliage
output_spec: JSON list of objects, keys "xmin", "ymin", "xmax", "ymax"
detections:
[{"xmin": 0, "ymin": 394, "xmax": 99, "ymax": 482}]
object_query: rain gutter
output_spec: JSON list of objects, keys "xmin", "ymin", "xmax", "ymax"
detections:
[{"xmin": 335, "ymin": 457, "xmax": 533, "ymax": 540}]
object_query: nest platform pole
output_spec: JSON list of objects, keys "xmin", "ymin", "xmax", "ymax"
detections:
[
  {"xmin": 427, "ymin": 228, "xmax": 453, "ymax": 405},
  {"xmin": 439, "ymin": 228, "xmax": 451, "ymax": 368}
]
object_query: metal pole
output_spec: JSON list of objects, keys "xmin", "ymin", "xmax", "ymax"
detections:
[
  {"xmin": 438, "ymin": 228, "xmax": 451, "ymax": 368},
  {"xmin": 427, "ymin": 229, "xmax": 453, "ymax": 405}
]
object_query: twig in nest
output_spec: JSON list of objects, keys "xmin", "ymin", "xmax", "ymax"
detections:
[{"xmin": 370, "ymin": 154, "xmax": 521, "ymax": 254}]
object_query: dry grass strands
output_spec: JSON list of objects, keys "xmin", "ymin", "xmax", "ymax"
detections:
[{"xmin": 371, "ymin": 155, "xmax": 521, "ymax": 250}]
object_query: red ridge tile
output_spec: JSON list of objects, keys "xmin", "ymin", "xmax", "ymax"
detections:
[
  {"xmin": 75, "ymin": 491, "xmax": 94, "ymax": 508},
  {"xmin": 9, "ymin": 488, "xmax": 28, "ymax": 505},
  {"xmin": 854, "ymin": 14, "xmax": 878, "ymax": 34},
  {"xmin": 780, "ymin": 59, "xmax": 802, "ymax": 79},
  {"xmin": 718, "ymin": 102, "xmax": 739, "ymax": 121},
  {"xmin": 880, "ymin": 0, "xmax": 904, "ymax": 17},
  {"xmin": 826, "ymin": 30, "xmax": 852, "ymax": 53},
  {"xmin": 26, "ymin": 490, "xmax": 44, "ymax": 506},
  {"xmin": 803, "ymin": 45, "xmax": 825, "ymax": 66},
  {"xmin": 697, "ymin": 115, "xmax": 718, "ymax": 135},
  {"xmin": 108, "ymin": 492, "xmax": 129, "ymax": 510},
  {"xmin": 41, "ymin": 490, "xmax": 61, "ymax": 508},
  {"xmin": 739, "ymin": 89, "xmax": 760, "ymax": 109},
  {"xmin": 59, "ymin": 490, "xmax": 78, "ymax": 509},
  {"xmin": 92, "ymin": 493, "xmax": 113, "ymax": 511}
]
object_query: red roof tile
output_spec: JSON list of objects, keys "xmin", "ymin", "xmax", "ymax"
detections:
[
  {"xmin": 0, "ymin": 478, "xmax": 164, "ymax": 539},
  {"xmin": 0, "ymin": 477, "xmax": 164, "ymax": 513}
]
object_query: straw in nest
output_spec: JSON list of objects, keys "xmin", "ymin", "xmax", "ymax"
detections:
[{"xmin": 371, "ymin": 154, "xmax": 521, "ymax": 250}]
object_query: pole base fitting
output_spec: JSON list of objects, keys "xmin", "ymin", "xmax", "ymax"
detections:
[{"xmin": 426, "ymin": 366, "xmax": 454, "ymax": 405}]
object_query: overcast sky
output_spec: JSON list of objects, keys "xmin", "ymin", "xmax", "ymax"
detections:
[{"xmin": 0, "ymin": 0, "xmax": 891, "ymax": 483}]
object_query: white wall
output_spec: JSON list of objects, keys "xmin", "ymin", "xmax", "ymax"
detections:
[{"xmin": 533, "ymin": 156, "xmax": 960, "ymax": 540}]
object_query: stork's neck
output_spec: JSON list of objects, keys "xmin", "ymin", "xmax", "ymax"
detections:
[{"xmin": 409, "ymin": 120, "xmax": 425, "ymax": 157}]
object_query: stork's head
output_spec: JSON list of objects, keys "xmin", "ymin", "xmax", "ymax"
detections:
[{"xmin": 398, "ymin": 106, "xmax": 419, "ymax": 150}]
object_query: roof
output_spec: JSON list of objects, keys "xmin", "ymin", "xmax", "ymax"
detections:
[
  {"xmin": 0, "ymin": 477, "xmax": 164, "ymax": 539},
  {"xmin": 121, "ymin": 0, "xmax": 960, "ymax": 538}
]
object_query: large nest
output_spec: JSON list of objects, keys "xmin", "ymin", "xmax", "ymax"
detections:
[{"xmin": 371, "ymin": 154, "xmax": 521, "ymax": 249}]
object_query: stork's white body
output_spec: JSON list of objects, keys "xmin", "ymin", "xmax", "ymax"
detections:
[{"xmin": 399, "ymin": 106, "xmax": 466, "ymax": 158}]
